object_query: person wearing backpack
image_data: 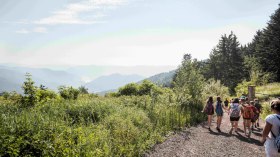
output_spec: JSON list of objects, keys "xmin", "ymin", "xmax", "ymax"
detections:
[
  {"xmin": 228, "ymin": 98, "xmax": 241, "ymax": 135},
  {"xmin": 262, "ymin": 100, "xmax": 280, "ymax": 157},
  {"xmin": 202, "ymin": 96, "xmax": 214, "ymax": 131},
  {"xmin": 241, "ymin": 100, "xmax": 255, "ymax": 137},
  {"xmin": 254, "ymin": 98, "xmax": 262, "ymax": 128},
  {"xmin": 215, "ymin": 96, "xmax": 226, "ymax": 132},
  {"xmin": 250, "ymin": 101, "xmax": 259, "ymax": 130}
]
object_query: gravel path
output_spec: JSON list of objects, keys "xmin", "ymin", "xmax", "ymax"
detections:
[{"xmin": 145, "ymin": 113, "xmax": 265, "ymax": 157}]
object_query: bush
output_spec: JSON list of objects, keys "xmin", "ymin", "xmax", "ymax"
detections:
[
  {"xmin": 21, "ymin": 73, "xmax": 37, "ymax": 107},
  {"xmin": 118, "ymin": 83, "xmax": 139, "ymax": 96},
  {"xmin": 203, "ymin": 79, "xmax": 230, "ymax": 101},
  {"xmin": 58, "ymin": 86, "xmax": 80, "ymax": 100},
  {"xmin": 36, "ymin": 89, "xmax": 58, "ymax": 102}
]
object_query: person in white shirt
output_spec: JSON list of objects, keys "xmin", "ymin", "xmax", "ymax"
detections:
[{"xmin": 262, "ymin": 100, "xmax": 280, "ymax": 157}]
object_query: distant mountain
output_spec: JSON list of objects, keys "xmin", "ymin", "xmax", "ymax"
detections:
[
  {"xmin": 66, "ymin": 65, "xmax": 176, "ymax": 81},
  {"xmin": 0, "ymin": 65, "xmax": 82, "ymax": 93},
  {"xmin": 143, "ymin": 70, "xmax": 176, "ymax": 87},
  {"xmin": 0, "ymin": 64, "xmax": 176, "ymax": 94},
  {"xmin": 85, "ymin": 73, "xmax": 145, "ymax": 92}
]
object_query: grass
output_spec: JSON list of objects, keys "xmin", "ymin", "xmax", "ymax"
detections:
[
  {"xmin": 0, "ymin": 94, "xmax": 205, "ymax": 157},
  {"xmin": 254, "ymin": 83, "xmax": 280, "ymax": 119}
]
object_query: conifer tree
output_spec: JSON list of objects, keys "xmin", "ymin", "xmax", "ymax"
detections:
[
  {"xmin": 254, "ymin": 4, "xmax": 280, "ymax": 81},
  {"xmin": 208, "ymin": 32, "xmax": 244, "ymax": 94}
]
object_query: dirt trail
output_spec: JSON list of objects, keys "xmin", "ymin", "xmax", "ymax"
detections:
[{"xmin": 145, "ymin": 113, "xmax": 265, "ymax": 157}]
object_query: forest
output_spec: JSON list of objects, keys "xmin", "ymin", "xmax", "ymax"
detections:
[{"xmin": 0, "ymin": 4, "xmax": 280, "ymax": 157}]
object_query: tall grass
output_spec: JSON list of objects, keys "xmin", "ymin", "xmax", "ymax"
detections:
[
  {"xmin": 254, "ymin": 83, "xmax": 280, "ymax": 119},
  {"xmin": 0, "ymin": 93, "xmax": 204, "ymax": 156}
]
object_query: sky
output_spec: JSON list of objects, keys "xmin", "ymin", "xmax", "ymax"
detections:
[{"xmin": 0, "ymin": 0, "xmax": 279, "ymax": 68}]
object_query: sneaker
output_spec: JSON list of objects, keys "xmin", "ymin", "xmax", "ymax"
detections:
[
  {"xmin": 217, "ymin": 128, "xmax": 221, "ymax": 132},
  {"xmin": 257, "ymin": 123, "xmax": 260, "ymax": 127}
]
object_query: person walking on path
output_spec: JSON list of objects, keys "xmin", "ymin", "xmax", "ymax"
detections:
[
  {"xmin": 254, "ymin": 98, "xmax": 262, "ymax": 128},
  {"xmin": 203, "ymin": 96, "xmax": 214, "ymax": 131},
  {"xmin": 262, "ymin": 100, "xmax": 280, "ymax": 157},
  {"xmin": 228, "ymin": 98, "xmax": 241, "ymax": 135},
  {"xmin": 250, "ymin": 101, "xmax": 259, "ymax": 130},
  {"xmin": 224, "ymin": 98, "xmax": 229, "ymax": 108},
  {"xmin": 215, "ymin": 96, "xmax": 226, "ymax": 132},
  {"xmin": 241, "ymin": 99, "xmax": 255, "ymax": 137}
]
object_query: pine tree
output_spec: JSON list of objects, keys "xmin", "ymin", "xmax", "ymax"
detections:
[
  {"xmin": 208, "ymin": 32, "xmax": 244, "ymax": 94},
  {"xmin": 254, "ymin": 4, "xmax": 280, "ymax": 81}
]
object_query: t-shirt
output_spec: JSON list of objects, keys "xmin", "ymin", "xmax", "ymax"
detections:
[
  {"xmin": 230, "ymin": 103, "xmax": 241, "ymax": 117},
  {"xmin": 265, "ymin": 114, "xmax": 280, "ymax": 139}
]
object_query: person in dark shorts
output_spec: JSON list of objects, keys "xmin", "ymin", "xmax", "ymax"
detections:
[
  {"xmin": 228, "ymin": 98, "xmax": 241, "ymax": 135},
  {"xmin": 215, "ymin": 96, "xmax": 226, "ymax": 132},
  {"xmin": 254, "ymin": 98, "xmax": 262, "ymax": 127},
  {"xmin": 203, "ymin": 96, "xmax": 214, "ymax": 130},
  {"xmin": 250, "ymin": 101, "xmax": 259, "ymax": 130}
]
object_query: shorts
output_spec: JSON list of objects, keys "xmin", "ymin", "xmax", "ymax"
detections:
[
  {"xmin": 230, "ymin": 116, "xmax": 240, "ymax": 121},
  {"xmin": 216, "ymin": 112, "xmax": 223, "ymax": 117},
  {"xmin": 243, "ymin": 118, "xmax": 251, "ymax": 120}
]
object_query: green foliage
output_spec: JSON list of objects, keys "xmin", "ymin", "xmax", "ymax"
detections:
[
  {"xmin": 1, "ymin": 91, "xmax": 22, "ymax": 103},
  {"xmin": 0, "ymin": 84, "xmax": 205, "ymax": 156},
  {"xmin": 21, "ymin": 73, "xmax": 37, "ymax": 107},
  {"xmin": 173, "ymin": 54, "xmax": 205, "ymax": 125},
  {"xmin": 255, "ymin": 83, "xmax": 280, "ymax": 100},
  {"xmin": 35, "ymin": 89, "xmax": 58, "ymax": 103},
  {"xmin": 202, "ymin": 79, "xmax": 229, "ymax": 101},
  {"xmin": 78, "ymin": 86, "xmax": 89, "ymax": 94},
  {"xmin": 138, "ymin": 80, "xmax": 155, "ymax": 95},
  {"xmin": 118, "ymin": 83, "xmax": 139, "ymax": 96},
  {"xmin": 58, "ymin": 86, "xmax": 80, "ymax": 100},
  {"xmin": 235, "ymin": 70, "xmax": 275, "ymax": 97},
  {"xmin": 207, "ymin": 32, "xmax": 244, "ymax": 94},
  {"xmin": 252, "ymin": 5, "xmax": 280, "ymax": 81},
  {"xmin": 261, "ymin": 101, "xmax": 272, "ymax": 120},
  {"xmin": 174, "ymin": 54, "xmax": 205, "ymax": 103}
]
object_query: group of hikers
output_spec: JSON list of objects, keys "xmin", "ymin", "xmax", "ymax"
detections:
[
  {"xmin": 203, "ymin": 96, "xmax": 280, "ymax": 157},
  {"xmin": 203, "ymin": 96, "xmax": 262, "ymax": 136}
]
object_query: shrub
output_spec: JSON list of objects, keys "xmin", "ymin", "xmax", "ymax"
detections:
[
  {"xmin": 202, "ymin": 79, "xmax": 230, "ymax": 101},
  {"xmin": 118, "ymin": 83, "xmax": 139, "ymax": 96},
  {"xmin": 21, "ymin": 73, "xmax": 37, "ymax": 107},
  {"xmin": 58, "ymin": 86, "xmax": 79, "ymax": 100}
]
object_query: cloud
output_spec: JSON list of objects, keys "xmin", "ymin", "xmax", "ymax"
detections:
[
  {"xmin": 15, "ymin": 27, "xmax": 48, "ymax": 34},
  {"xmin": 33, "ymin": 27, "xmax": 48, "ymax": 33},
  {"xmin": 15, "ymin": 29, "xmax": 30, "ymax": 34},
  {"xmin": 34, "ymin": 0, "xmax": 127, "ymax": 25}
]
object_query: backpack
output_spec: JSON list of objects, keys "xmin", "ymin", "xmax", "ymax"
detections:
[
  {"xmin": 230, "ymin": 103, "xmax": 240, "ymax": 117},
  {"xmin": 271, "ymin": 116, "xmax": 280, "ymax": 153},
  {"xmin": 215, "ymin": 101, "xmax": 223, "ymax": 114},
  {"xmin": 243, "ymin": 106, "xmax": 254, "ymax": 119},
  {"xmin": 205, "ymin": 102, "xmax": 213, "ymax": 114}
]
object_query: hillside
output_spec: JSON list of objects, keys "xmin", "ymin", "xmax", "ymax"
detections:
[
  {"xmin": 144, "ymin": 70, "xmax": 176, "ymax": 87},
  {"xmin": 0, "ymin": 65, "xmax": 82, "ymax": 93}
]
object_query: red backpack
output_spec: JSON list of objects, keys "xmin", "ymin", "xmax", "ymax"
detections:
[{"xmin": 243, "ymin": 106, "xmax": 254, "ymax": 119}]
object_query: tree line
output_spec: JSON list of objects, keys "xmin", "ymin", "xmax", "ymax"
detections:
[{"xmin": 195, "ymin": 4, "xmax": 280, "ymax": 95}]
